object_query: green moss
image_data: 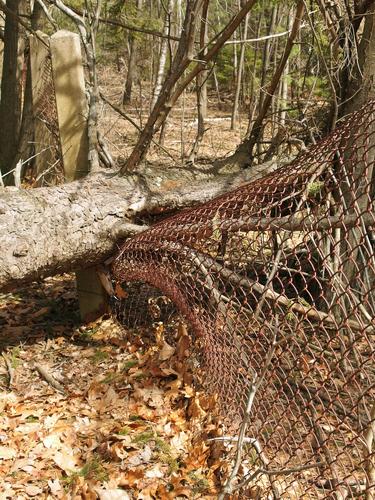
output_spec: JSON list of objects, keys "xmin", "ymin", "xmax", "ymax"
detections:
[
  {"xmin": 132, "ymin": 430, "xmax": 155, "ymax": 445},
  {"xmin": 10, "ymin": 347, "xmax": 21, "ymax": 369},
  {"xmin": 62, "ymin": 456, "xmax": 108, "ymax": 490}
]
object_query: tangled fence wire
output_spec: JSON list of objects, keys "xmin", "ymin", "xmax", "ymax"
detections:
[{"xmin": 112, "ymin": 102, "xmax": 375, "ymax": 497}]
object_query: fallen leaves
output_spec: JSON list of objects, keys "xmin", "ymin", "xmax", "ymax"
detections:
[
  {"xmin": 0, "ymin": 275, "xmax": 223, "ymax": 498},
  {"xmin": 0, "ymin": 445, "xmax": 17, "ymax": 460}
]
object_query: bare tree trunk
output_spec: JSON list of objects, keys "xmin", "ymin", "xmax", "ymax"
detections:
[
  {"xmin": 11, "ymin": 1, "xmax": 44, "ymax": 177},
  {"xmin": 226, "ymin": 0, "xmax": 304, "ymax": 168},
  {"xmin": 151, "ymin": 0, "xmax": 173, "ymax": 109},
  {"xmin": 188, "ymin": 0, "xmax": 209, "ymax": 162},
  {"xmin": 0, "ymin": 0, "xmax": 22, "ymax": 185},
  {"xmin": 123, "ymin": 0, "xmax": 143, "ymax": 105},
  {"xmin": 213, "ymin": 66, "xmax": 222, "ymax": 109},
  {"xmin": 246, "ymin": 11, "xmax": 262, "ymax": 138},
  {"xmin": 231, "ymin": 2, "xmax": 249, "ymax": 130},
  {"xmin": 279, "ymin": 8, "xmax": 292, "ymax": 128},
  {"xmin": 258, "ymin": 6, "xmax": 277, "ymax": 111}
]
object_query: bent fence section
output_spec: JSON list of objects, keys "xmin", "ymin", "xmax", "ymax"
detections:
[{"xmin": 113, "ymin": 102, "xmax": 375, "ymax": 497}]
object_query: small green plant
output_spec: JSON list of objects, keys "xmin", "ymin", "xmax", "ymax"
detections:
[
  {"xmin": 25, "ymin": 415, "xmax": 39, "ymax": 422},
  {"xmin": 118, "ymin": 426, "xmax": 131, "ymax": 435},
  {"xmin": 132, "ymin": 430, "xmax": 155, "ymax": 445},
  {"xmin": 79, "ymin": 457, "xmax": 108, "ymax": 481},
  {"xmin": 298, "ymin": 297, "xmax": 310, "ymax": 308},
  {"xmin": 122, "ymin": 359, "xmax": 138, "ymax": 371},
  {"xmin": 132, "ymin": 431, "xmax": 178, "ymax": 473},
  {"xmin": 10, "ymin": 347, "xmax": 21, "ymax": 369},
  {"xmin": 129, "ymin": 414, "xmax": 142, "ymax": 421},
  {"xmin": 78, "ymin": 326, "xmax": 99, "ymax": 342},
  {"xmin": 90, "ymin": 349, "xmax": 109, "ymax": 364},
  {"xmin": 100, "ymin": 371, "xmax": 121, "ymax": 384},
  {"xmin": 286, "ymin": 311, "xmax": 298, "ymax": 323},
  {"xmin": 155, "ymin": 438, "xmax": 179, "ymax": 473}
]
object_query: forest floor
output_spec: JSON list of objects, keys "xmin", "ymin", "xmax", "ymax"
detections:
[{"xmin": 0, "ymin": 275, "xmax": 229, "ymax": 499}]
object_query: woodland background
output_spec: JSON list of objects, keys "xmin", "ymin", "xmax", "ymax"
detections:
[{"xmin": 0, "ymin": 0, "xmax": 374, "ymax": 498}]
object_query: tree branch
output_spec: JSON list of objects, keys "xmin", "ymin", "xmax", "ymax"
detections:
[{"xmin": 67, "ymin": 4, "xmax": 181, "ymax": 41}]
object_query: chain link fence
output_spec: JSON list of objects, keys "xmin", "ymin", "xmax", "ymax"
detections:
[
  {"xmin": 31, "ymin": 37, "xmax": 64, "ymax": 186},
  {"xmin": 112, "ymin": 101, "xmax": 375, "ymax": 496}
]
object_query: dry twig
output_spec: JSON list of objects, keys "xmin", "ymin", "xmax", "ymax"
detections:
[
  {"xmin": 33, "ymin": 363, "xmax": 65, "ymax": 395},
  {"xmin": 2, "ymin": 353, "xmax": 14, "ymax": 389}
]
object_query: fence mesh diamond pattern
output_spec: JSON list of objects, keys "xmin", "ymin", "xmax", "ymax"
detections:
[{"xmin": 112, "ymin": 102, "xmax": 375, "ymax": 497}]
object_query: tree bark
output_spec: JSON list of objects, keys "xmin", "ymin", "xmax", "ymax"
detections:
[
  {"xmin": 0, "ymin": 159, "xmax": 281, "ymax": 292},
  {"xmin": 0, "ymin": 0, "xmax": 22, "ymax": 185},
  {"xmin": 187, "ymin": 0, "xmax": 209, "ymax": 162},
  {"xmin": 11, "ymin": 1, "xmax": 44, "ymax": 178},
  {"xmin": 340, "ymin": 1, "xmax": 375, "ymax": 116}
]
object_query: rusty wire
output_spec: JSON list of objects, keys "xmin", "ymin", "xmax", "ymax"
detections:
[
  {"xmin": 112, "ymin": 101, "xmax": 375, "ymax": 497},
  {"xmin": 32, "ymin": 49, "xmax": 64, "ymax": 185}
]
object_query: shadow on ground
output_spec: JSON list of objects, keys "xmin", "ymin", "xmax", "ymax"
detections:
[{"xmin": 0, "ymin": 274, "xmax": 81, "ymax": 350}]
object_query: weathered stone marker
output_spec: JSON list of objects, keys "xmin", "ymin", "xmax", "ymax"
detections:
[
  {"xmin": 30, "ymin": 30, "xmax": 107, "ymax": 321},
  {"xmin": 49, "ymin": 30, "xmax": 89, "ymax": 181}
]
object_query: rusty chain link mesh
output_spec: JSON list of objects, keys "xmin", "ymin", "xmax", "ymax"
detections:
[
  {"xmin": 112, "ymin": 101, "xmax": 375, "ymax": 497},
  {"xmin": 32, "ymin": 45, "xmax": 64, "ymax": 185}
]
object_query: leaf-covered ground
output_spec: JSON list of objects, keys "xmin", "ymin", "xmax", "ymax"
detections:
[{"xmin": 0, "ymin": 275, "xmax": 228, "ymax": 499}]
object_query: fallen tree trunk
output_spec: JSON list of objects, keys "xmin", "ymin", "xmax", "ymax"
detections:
[{"xmin": 0, "ymin": 159, "xmax": 281, "ymax": 291}]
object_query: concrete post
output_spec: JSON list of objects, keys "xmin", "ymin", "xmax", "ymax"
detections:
[
  {"xmin": 49, "ymin": 30, "xmax": 89, "ymax": 181},
  {"xmin": 35, "ymin": 30, "xmax": 107, "ymax": 321}
]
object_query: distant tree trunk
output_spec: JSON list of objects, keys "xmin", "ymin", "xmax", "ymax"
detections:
[
  {"xmin": 252, "ymin": 6, "xmax": 274, "ymax": 155},
  {"xmin": 225, "ymin": 0, "xmax": 304, "ymax": 169},
  {"xmin": 151, "ymin": 0, "xmax": 173, "ymax": 109},
  {"xmin": 11, "ymin": 1, "xmax": 44, "ymax": 177},
  {"xmin": 0, "ymin": 0, "xmax": 22, "ymax": 185},
  {"xmin": 279, "ymin": 8, "xmax": 292, "ymax": 128},
  {"xmin": 232, "ymin": 29, "xmax": 238, "ymax": 92},
  {"xmin": 213, "ymin": 66, "xmax": 222, "ymax": 110},
  {"xmin": 231, "ymin": 3, "xmax": 249, "ymax": 130},
  {"xmin": 123, "ymin": 37, "xmax": 136, "ymax": 104},
  {"xmin": 188, "ymin": 0, "xmax": 209, "ymax": 162},
  {"xmin": 246, "ymin": 11, "xmax": 262, "ymax": 138},
  {"xmin": 258, "ymin": 6, "xmax": 277, "ymax": 111},
  {"xmin": 122, "ymin": 0, "xmax": 143, "ymax": 105}
]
